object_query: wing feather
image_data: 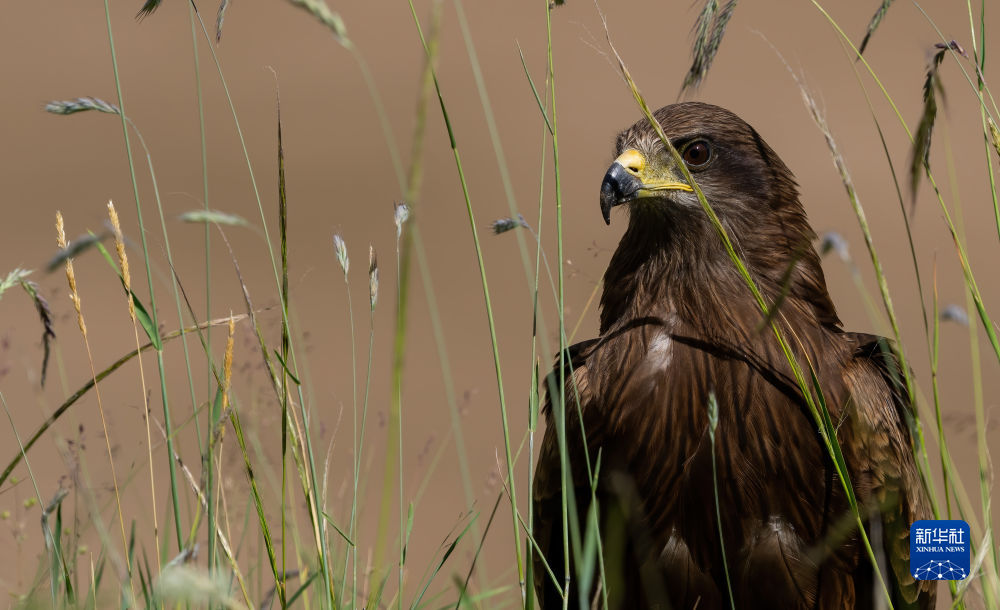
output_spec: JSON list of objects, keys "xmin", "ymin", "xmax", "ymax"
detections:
[{"xmin": 843, "ymin": 333, "xmax": 935, "ymax": 610}]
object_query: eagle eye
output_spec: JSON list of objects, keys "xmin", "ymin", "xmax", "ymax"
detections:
[{"xmin": 681, "ymin": 140, "xmax": 712, "ymax": 168}]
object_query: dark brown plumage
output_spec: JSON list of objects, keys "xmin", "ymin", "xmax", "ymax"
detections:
[{"xmin": 532, "ymin": 102, "xmax": 934, "ymax": 609}]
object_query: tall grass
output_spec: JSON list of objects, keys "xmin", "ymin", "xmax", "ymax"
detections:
[{"xmin": 1, "ymin": 2, "xmax": 998, "ymax": 609}]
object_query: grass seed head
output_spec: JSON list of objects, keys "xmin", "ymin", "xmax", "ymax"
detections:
[
  {"xmin": 19, "ymin": 278, "xmax": 56, "ymax": 386},
  {"xmin": 287, "ymin": 0, "xmax": 348, "ymax": 45},
  {"xmin": 216, "ymin": 0, "xmax": 231, "ymax": 42},
  {"xmin": 681, "ymin": 0, "xmax": 737, "ymax": 94},
  {"xmin": 55, "ymin": 212, "xmax": 67, "ymax": 251},
  {"xmin": 911, "ymin": 44, "xmax": 948, "ymax": 201},
  {"xmin": 45, "ymin": 97, "xmax": 120, "ymax": 116},
  {"xmin": 819, "ymin": 231, "xmax": 850, "ymax": 263},
  {"xmin": 179, "ymin": 209, "xmax": 248, "ymax": 226},
  {"xmin": 56, "ymin": 212, "xmax": 86, "ymax": 338},
  {"xmin": 988, "ymin": 117, "xmax": 1000, "ymax": 162},
  {"xmin": 940, "ymin": 304, "xmax": 970, "ymax": 327},
  {"xmin": 223, "ymin": 315, "xmax": 235, "ymax": 408},
  {"xmin": 211, "ymin": 315, "xmax": 237, "ymax": 449},
  {"xmin": 368, "ymin": 245, "xmax": 378, "ymax": 310},
  {"xmin": 0, "ymin": 268, "xmax": 33, "ymax": 299},
  {"xmin": 857, "ymin": 0, "xmax": 893, "ymax": 56},
  {"xmin": 490, "ymin": 216, "xmax": 528, "ymax": 235},
  {"xmin": 394, "ymin": 201, "xmax": 410, "ymax": 240},
  {"xmin": 107, "ymin": 201, "xmax": 135, "ymax": 320},
  {"xmin": 333, "ymin": 234, "xmax": 349, "ymax": 278}
]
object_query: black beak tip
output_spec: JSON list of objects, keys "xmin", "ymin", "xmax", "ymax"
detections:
[
  {"xmin": 600, "ymin": 162, "xmax": 633, "ymax": 225},
  {"xmin": 600, "ymin": 189, "xmax": 613, "ymax": 225}
]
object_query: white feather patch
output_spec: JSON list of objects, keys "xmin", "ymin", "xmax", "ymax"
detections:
[{"xmin": 648, "ymin": 332, "xmax": 673, "ymax": 367}]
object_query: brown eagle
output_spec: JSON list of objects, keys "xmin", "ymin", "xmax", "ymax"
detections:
[{"xmin": 532, "ymin": 102, "xmax": 934, "ymax": 609}]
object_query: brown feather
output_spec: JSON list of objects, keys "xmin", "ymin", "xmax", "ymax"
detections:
[{"xmin": 533, "ymin": 102, "xmax": 934, "ymax": 609}]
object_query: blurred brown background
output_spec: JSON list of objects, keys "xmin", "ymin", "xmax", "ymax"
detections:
[{"xmin": 1, "ymin": 0, "xmax": 998, "ymax": 607}]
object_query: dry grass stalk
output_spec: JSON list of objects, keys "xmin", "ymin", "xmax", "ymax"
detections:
[
  {"xmin": 136, "ymin": 0, "xmax": 160, "ymax": 19},
  {"xmin": 163, "ymin": 418, "xmax": 253, "ymax": 609},
  {"xmin": 107, "ymin": 200, "xmax": 161, "ymax": 574},
  {"xmin": 55, "ymin": 210, "xmax": 134, "ymax": 594},
  {"xmin": 208, "ymin": 314, "xmax": 237, "ymax": 450},
  {"xmin": 223, "ymin": 315, "xmax": 235, "ymax": 411}
]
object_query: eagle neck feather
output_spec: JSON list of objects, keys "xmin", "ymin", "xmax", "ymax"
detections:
[{"xmin": 599, "ymin": 204, "xmax": 840, "ymax": 336}]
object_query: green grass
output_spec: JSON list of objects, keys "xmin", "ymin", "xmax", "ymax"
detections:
[{"xmin": 1, "ymin": 1, "xmax": 998, "ymax": 609}]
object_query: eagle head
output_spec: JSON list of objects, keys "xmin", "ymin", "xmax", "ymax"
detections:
[{"xmin": 599, "ymin": 101, "xmax": 800, "ymax": 233}]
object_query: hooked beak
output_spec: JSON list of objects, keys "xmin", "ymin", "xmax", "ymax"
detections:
[{"xmin": 599, "ymin": 149, "xmax": 693, "ymax": 225}]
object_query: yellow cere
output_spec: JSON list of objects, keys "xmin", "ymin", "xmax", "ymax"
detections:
[{"xmin": 615, "ymin": 149, "xmax": 693, "ymax": 195}]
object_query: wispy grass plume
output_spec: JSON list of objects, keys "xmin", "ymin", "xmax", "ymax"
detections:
[
  {"xmin": 45, "ymin": 97, "xmax": 120, "ymax": 116},
  {"xmin": 0, "ymin": 271, "xmax": 55, "ymax": 384},
  {"xmin": 680, "ymin": 0, "xmax": 737, "ymax": 95},
  {"xmin": 179, "ymin": 209, "xmax": 248, "ymax": 226},
  {"xmin": 136, "ymin": 0, "xmax": 160, "ymax": 20},
  {"xmin": 216, "ymin": 0, "xmax": 231, "ymax": 41},
  {"xmin": 18, "ymin": 278, "xmax": 56, "ymax": 387},
  {"xmin": 857, "ymin": 0, "xmax": 894, "ymax": 56},
  {"xmin": 911, "ymin": 42, "xmax": 966, "ymax": 203},
  {"xmin": 56, "ymin": 215, "xmax": 86, "ymax": 343},
  {"xmin": 107, "ymin": 203, "xmax": 134, "ymax": 320},
  {"xmin": 0, "ymin": 268, "xmax": 33, "ymax": 298},
  {"xmin": 334, "ymin": 234, "xmax": 349, "ymax": 277},
  {"xmin": 819, "ymin": 231, "xmax": 850, "ymax": 262},
  {"xmin": 940, "ymin": 304, "xmax": 970, "ymax": 326},
  {"xmin": 369, "ymin": 245, "xmax": 378, "ymax": 310},
  {"xmin": 286, "ymin": 0, "xmax": 348, "ymax": 43},
  {"xmin": 987, "ymin": 116, "xmax": 1000, "ymax": 159},
  {"xmin": 394, "ymin": 201, "xmax": 410, "ymax": 240},
  {"xmin": 490, "ymin": 215, "xmax": 529, "ymax": 235},
  {"xmin": 154, "ymin": 565, "xmax": 242, "ymax": 609}
]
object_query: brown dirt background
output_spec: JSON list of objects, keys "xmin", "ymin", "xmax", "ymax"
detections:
[{"xmin": 1, "ymin": 0, "xmax": 998, "ymax": 607}]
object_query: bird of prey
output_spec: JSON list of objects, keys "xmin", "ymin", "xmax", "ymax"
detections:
[{"xmin": 532, "ymin": 102, "xmax": 934, "ymax": 610}]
